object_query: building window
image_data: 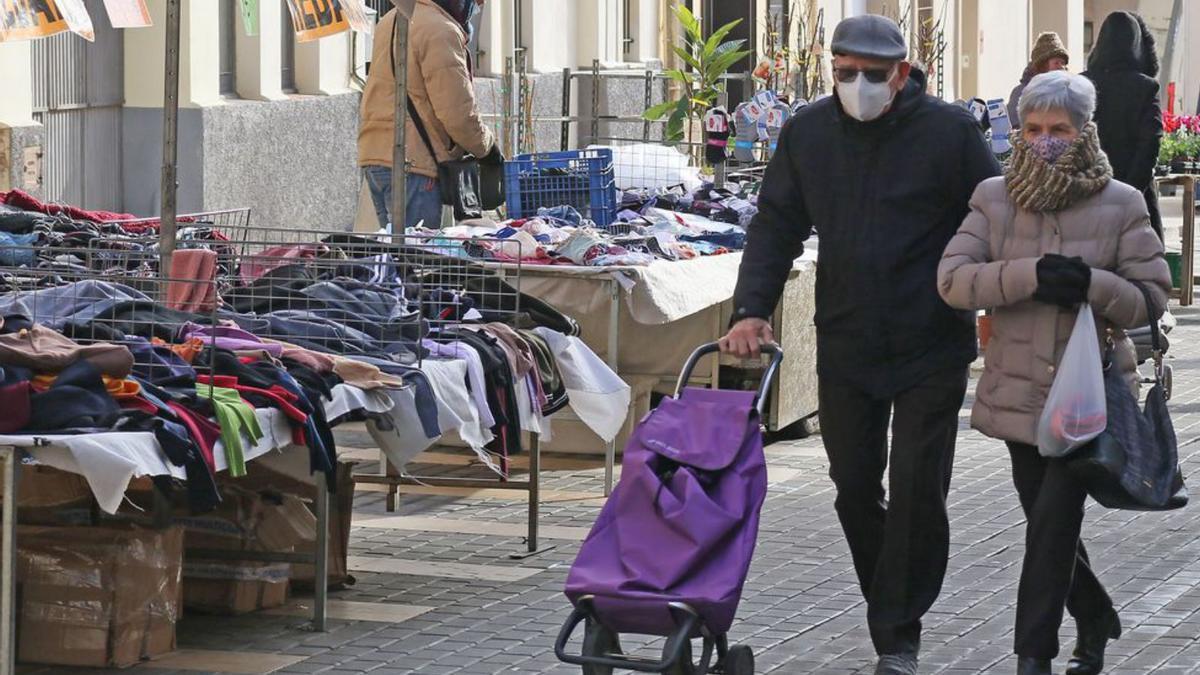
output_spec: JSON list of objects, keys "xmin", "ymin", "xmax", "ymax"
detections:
[
  {"xmin": 1084, "ymin": 21, "xmax": 1095, "ymax": 55},
  {"xmin": 219, "ymin": 0, "xmax": 236, "ymax": 95},
  {"xmin": 281, "ymin": 0, "xmax": 296, "ymax": 92}
]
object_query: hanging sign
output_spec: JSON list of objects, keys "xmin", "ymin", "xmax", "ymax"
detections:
[
  {"xmin": 239, "ymin": 0, "xmax": 258, "ymax": 36},
  {"xmin": 283, "ymin": 0, "xmax": 370, "ymax": 43},
  {"xmin": 102, "ymin": 0, "xmax": 150, "ymax": 29},
  {"xmin": 0, "ymin": 0, "xmax": 95, "ymax": 42}
]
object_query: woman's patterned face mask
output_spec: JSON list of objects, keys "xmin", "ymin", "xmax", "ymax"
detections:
[{"xmin": 1029, "ymin": 134, "xmax": 1073, "ymax": 164}]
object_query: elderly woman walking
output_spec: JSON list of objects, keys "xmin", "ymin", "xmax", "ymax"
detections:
[{"xmin": 938, "ymin": 71, "xmax": 1171, "ymax": 675}]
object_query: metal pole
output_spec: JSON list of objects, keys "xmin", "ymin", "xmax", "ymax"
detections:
[
  {"xmin": 1184, "ymin": 177, "xmax": 1196, "ymax": 307},
  {"xmin": 311, "ymin": 471, "xmax": 330, "ymax": 632},
  {"xmin": 560, "ymin": 67, "xmax": 572, "ymax": 151},
  {"xmin": 159, "ymin": 0, "xmax": 181, "ymax": 277},
  {"xmin": 516, "ymin": 50, "xmax": 528, "ymax": 154},
  {"xmin": 502, "ymin": 57, "xmax": 514, "ymax": 157},
  {"xmin": 527, "ymin": 434, "xmax": 539, "ymax": 553},
  {"xmin": 604, "ymin": 279, "xmax": 620, "ymax": 496},
  {"xmin": 391, "ymin": 11, "xmax": 411, "ymax": 233},
  {"xmin": 642, "ymin": 70, "xmax": 652, "ymax": 142},
  {"xmin": 0, "ymin": 448, "xmax": 16, "ymax": 675}
]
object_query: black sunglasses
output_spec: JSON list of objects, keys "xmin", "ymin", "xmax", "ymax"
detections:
[{"xmin": 833, "ymin": 67, "xmax": 893, "ymax": 84}]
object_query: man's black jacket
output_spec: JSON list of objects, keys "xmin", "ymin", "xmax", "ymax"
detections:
[{"xmin": 732, "ymin": 70, "xmax": 1001, "ymax": 397}]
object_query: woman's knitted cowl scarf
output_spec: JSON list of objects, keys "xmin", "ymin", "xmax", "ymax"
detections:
[{"xmin": 1005, "ymin": 121, "xmax": 1113, "ymax": 212}]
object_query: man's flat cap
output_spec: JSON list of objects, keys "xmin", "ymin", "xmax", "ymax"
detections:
[{"xmin": 831, "ymin": 15, "xmax": 907, "ymax": 61}]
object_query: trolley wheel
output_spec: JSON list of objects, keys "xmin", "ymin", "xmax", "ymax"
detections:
[
  {"xmin": 581, "ymin": 620, "xmax": 621, "ymax": 675},
  {"xmin": 723, "ymin": 645, "xmax": 754, "ymax": 675},
  {"xmin": 662, "ymin": 633, "xmax": 695, "ymax": 675}
]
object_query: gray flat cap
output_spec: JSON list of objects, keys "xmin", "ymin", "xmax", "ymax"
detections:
[{"xmin": 831, "ymin": 15, "xmax": 907, "ymax": 61}]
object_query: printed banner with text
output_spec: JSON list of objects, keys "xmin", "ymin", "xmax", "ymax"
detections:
[
  {"xmin": 283, "ymin": 0, "xmax": 371, "ymax": 43},
  {"xmin": 1, "ymin": 0, "xmax": 95, "ymax": 42}
]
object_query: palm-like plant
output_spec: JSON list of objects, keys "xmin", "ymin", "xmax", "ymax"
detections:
[{"xmin": 643, "ymin": 4, "xmax": 753, "ymax": 143}]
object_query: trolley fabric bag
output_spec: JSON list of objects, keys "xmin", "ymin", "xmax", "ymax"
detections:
[{"xmin": 564, "ymin": 386, "xmax": 768, "ymax": 637}]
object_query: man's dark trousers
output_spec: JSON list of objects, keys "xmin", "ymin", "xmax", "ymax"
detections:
[{"xmin": 818, "ymin": 366, "xmax": 969, "ymax": 655}]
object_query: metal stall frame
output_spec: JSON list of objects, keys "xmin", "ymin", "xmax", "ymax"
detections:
[
  {"xmin": 1157, "ymin": 174, "xmax": 1196, "ymax": 307},
  {"xmin": 355, "ymin": 433, "xmax": 549, "ymax": 560},
  {"xmin": 344, "ymin": 252, "xmax": 553, "ymax": 561},
  {"xmin": 180, "ymin": 223, "xmax": 552, "ymax": 561},
  {"xmin": 0, "ymin": 447, "xmax": 16, "ymax": 675},
  {"xmin": 474, "ymin": 265, "xmax": 725, "ymax": 498}
]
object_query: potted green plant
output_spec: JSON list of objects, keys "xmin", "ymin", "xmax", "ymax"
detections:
[
  {"xmin": 643, "ymin": 5, "xmax": 753, "ymax": 149},
  {"xmin": 1188, "ymin": 133, "xmax": 1200, "ymax": 173},
  {"xmin": 1163, "ymin": 132, "xmax": 1191, "ymax": 174}
]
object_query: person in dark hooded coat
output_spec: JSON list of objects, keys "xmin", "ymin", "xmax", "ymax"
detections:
[{"xmin": 1083, "ymin": 11, "xmax": 1164, "ymax": 240}]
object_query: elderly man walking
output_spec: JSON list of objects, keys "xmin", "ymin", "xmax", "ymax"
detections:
[{"xmin": 720, "ymin": 16, "xmax": 1000, "ymax": 674}]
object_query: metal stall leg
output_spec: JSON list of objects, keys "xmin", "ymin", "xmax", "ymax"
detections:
[
  {"xmin": 1184, "ymin": 177, "xmax": 1196, "ymax": 307},
  {"xmin": 510, "ymin": 433, "xmax": 555, "ymax": 560},
  {"xmin": 604, "ymin": 279, "xmax": 620, "ymax": 496},
  {"xmin": 309, "ymin": 471, "xmax": 330, "ymax": 633},
  {"xmin": 0, "ymin": 448, "xmax": 17, "ymax": 675}
]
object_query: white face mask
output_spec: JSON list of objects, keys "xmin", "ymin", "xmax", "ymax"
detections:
[{"xmin": 837, "ymin": 69, "xmax": 897, "ymax": 122}]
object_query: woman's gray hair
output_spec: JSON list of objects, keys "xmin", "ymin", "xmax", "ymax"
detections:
[{"xmin": 1018, "ymin": 70, "xmax": 1096, "ymax": 130}]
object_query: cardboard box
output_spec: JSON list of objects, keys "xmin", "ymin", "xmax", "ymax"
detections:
[
  {"xmin": 0, "ymin": 465, "xmax": 93, "ymax": 525},
  {"xmin": 16, "ymin": 524, "xmax": 183, "ymax": 669},
  {"xmin": 290, "ymin": 462, "xmax": 355, "ymax": 590},
  {"xmin": 175, "ymin": 487, "xmax": 316, "ymax": 555},
  {"xmin": 540, "ymin": 376, "xmax": 656, "ymax": 456},
  {"xmin": 183, "ymin": 560, "xmax": 290, "ymax": 615},
  {"xmin": 186, "ymin": 461, "xmax": 355, "ymax": 589}
]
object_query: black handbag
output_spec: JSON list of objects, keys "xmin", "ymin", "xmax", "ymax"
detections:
[
  {"xmin": 407, "ymin": 98, "xmax": 483, "ymax": 222},
  {"xmin": 1067, "ymin": 283, "xmax": 1188, "ymax": 511}
]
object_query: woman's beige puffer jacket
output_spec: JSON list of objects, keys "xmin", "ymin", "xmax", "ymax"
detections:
[{"xmin": 938, "ymin": 176, "xmax": 1171, "ymax": 446}]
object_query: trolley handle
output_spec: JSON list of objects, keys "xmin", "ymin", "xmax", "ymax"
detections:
[{"xmin": 674, "ymin": 342, "xmax": 784, "ymax": 418}]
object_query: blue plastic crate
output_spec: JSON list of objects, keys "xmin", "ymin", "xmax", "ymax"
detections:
[{"xmin": 504, "ymin": 149, "xmax": 617, "ymax": 227}]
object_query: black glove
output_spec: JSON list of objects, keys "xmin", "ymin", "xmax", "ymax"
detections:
[{"xmin": 1033, "ymin": 254, "xmax": 1092, "ymax": 308}]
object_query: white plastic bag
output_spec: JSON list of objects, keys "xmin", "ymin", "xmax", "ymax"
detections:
[{"xmin": 1037, "ymin": 305, "xmax": 1107, "ymax": 457}]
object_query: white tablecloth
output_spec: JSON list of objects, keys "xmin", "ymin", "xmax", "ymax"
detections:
[{"xmin": 1, "ymin": 384, "xmax": 395, "ymax": 514}]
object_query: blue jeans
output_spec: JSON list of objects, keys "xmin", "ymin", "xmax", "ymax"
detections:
[{"xmin": 362, "ymin": 166, "xmax": 442, "ymax": 231}]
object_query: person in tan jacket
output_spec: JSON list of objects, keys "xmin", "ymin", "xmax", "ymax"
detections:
[
  {"xmin": 358, "ymin": 0, "xmax": 494, "ymax": 230},
  {"xmin": 938, "ymin": 72, "xmax": 1170, "ymax": 675}
]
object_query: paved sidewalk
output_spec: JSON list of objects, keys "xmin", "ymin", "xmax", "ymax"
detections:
[{"xmin": 53, "ymin": 306, "xmax": 1200, "ymax": 675}]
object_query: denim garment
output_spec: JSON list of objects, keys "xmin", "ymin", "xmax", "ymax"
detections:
[
  {"xmin": 363, "ymin": 166, "xmax": 443, "ymax": 232},
  {"xmin": 0, "ymin": 280, "xmax": 151, "ymax": 328}
]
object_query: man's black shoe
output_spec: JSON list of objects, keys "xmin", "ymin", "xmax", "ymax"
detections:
[
  {"xmin": 1065, "ymin": 610, "xmax": 1122, "ymax": 675},
  {"xmin": 874, "ymin": 652, "xmax": 918, "ymax": 675},
  {"xmin": 1017, "ymin": 656, "xmax": 1052, "ymax": 675}
]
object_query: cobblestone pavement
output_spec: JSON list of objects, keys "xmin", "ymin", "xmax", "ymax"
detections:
[{"xmin": 52, "ymin": 306, "xmax": 1200, "ymax": 675}]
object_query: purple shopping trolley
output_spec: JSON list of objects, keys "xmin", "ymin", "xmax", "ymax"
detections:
[{"xmin": 556, "ymin": 343, "xmax": 782, "ymax": 675}]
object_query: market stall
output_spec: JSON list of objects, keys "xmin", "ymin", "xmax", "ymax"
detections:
[{"xmin": 0, "ymin": 194, "xmax": 628, "ymax": 669}]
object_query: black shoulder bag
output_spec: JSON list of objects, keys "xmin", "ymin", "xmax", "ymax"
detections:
[
  {"xmin": 1067, "ymin": 282, "xmax": 1188, "ymax": 511},
  {"xmin": 389, "ymin": 21, "xmax": 483, "ymax": 222},
  {"xmin": 407, "ymin": 99, "xmax": 483, "ymax": 222}
]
